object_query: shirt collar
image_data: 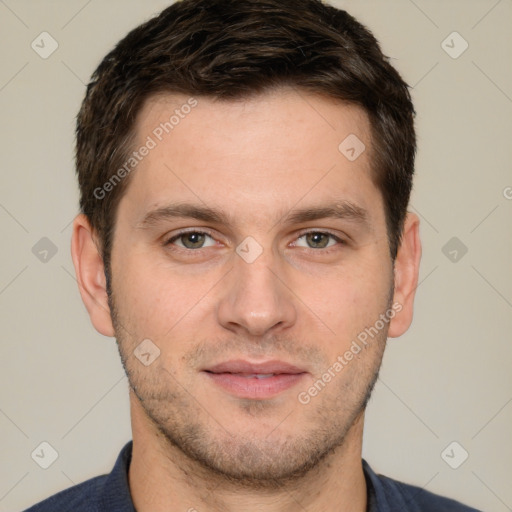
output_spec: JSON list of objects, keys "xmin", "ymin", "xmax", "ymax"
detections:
[{"xmin": 103, "ymin": 442, "xmax": 394, "ymax": 512}]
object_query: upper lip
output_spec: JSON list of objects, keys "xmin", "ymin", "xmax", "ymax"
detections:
[{"xmin": 204, "ymin": 359, "xmax": 306, "ymax": 375}]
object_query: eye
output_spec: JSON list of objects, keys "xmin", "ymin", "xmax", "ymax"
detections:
[
  {"xmin": 165, "ymin": 230, "xmax": 216, "ymax": 249},
  {"xmin": 294, "ymin": 231, "xmax": 342, "ymax": 249}
]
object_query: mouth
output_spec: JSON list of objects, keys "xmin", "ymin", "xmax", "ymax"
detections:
[{"xmin": 202, "ymin": 359, "xmax": 308, "ymax": 400}]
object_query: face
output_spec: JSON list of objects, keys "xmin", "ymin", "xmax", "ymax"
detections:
[{"xmin": 107, "ymin": 88, "xmax": 396, "ymax": 484}]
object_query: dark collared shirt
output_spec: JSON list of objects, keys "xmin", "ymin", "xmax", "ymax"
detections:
[{"xmin": 24, "ymin": 441, "xmax": 481, "ymax": 511}]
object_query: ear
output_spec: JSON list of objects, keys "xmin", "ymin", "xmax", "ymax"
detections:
[
  {"xmin": 71, "ymin": 213, "xmax": 115, "ymax": 337},
  {"xmin": 388, "ymin": 212, "xmax": 422, "ymax": 338}
]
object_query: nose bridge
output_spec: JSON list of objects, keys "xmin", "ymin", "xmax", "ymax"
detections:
[{"xmin": 216, "ymin": 243, "xmax": 297, "ymax": 336}]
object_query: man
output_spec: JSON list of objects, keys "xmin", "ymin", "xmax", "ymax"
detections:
[{"xmin": 25, "ymin": 0, "xmax": 480, "ymax": 510}]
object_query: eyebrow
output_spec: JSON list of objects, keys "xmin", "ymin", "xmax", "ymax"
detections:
[{"xmin": 135, "ymin": 200, "xmax": 370, "ymax": 230}]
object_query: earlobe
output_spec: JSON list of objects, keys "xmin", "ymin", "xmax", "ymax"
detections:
[
  {"xmin": 70, "ymin": 214, "xmax": 115, "ymax": 337},
  {"xmin": 388, "ymin": 212, "xmax": 422, "ymax": 338}
]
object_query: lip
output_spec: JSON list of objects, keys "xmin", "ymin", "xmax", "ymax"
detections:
[
  {"xmin": 205, "ymin": 359, "xmax": 306, "ymax": 375},
  {"xmin": 202, "ymin": 359, "xmax": 308, "ymax": 400}
]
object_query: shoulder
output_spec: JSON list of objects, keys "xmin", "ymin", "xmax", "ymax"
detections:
[
  {"xmin": 363, "ymin": 460, "xmax": 482, "ymax": 512},
  {"xmin": 23, "ymin": 475, "xmax": 106, "ymax": 512},
  {"xmin": 22, "ymin": 441, "xmax": 134, "ymax": 512}
]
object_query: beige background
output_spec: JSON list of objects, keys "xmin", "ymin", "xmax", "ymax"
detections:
[{"xmin": 1, "ymin": 1, "xmax": 511, "ymax": 510}]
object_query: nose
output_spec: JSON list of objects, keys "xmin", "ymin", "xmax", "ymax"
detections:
[{"xmin": 216, "ymin": 247, "xmax": 297, "ymax": 337}]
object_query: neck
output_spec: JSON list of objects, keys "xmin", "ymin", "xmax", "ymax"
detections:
[{"xmin": 128, "ymin": 392, "xmax": 367, "ymax": 512}]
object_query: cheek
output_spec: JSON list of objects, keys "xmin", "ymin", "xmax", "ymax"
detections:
[
  {"xmin": 111, "ymin": 252, "xmax": 170, "ymax": 335},
  {"xmin": 302, "ymin": 257, "xmax": 392, "ymax": 345},
  {"xmin": 112, "ymin": 251, "xmax": 216, "ymax": 341}
]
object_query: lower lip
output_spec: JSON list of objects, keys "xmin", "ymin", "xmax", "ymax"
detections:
[{"xmin": 203, "ymin": 372, "xmax": 306, "ymax": 399}]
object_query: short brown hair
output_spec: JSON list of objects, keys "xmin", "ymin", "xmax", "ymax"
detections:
[{"xmin": 76, "ymin": 0, "xmax": 416, "ymax": 280}]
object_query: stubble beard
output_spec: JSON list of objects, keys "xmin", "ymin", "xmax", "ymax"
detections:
[{"xmin": 107, "ymin": 277, "xmax": 390, "ymax": 489}]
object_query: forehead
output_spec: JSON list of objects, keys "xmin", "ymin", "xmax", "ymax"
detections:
[{"xmin": 120, "ymin": 88, "xmax": 382, "ymax": 228}]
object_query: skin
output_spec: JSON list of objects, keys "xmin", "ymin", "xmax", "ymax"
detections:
[{"xmin": 71, "ymin": 87, "xmax": 421, "ymax": 512}]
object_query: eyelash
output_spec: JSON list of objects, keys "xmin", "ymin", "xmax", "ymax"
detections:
[{"xmin": 163, "ymin": 229, "xmax": 345, "ymax": 253}]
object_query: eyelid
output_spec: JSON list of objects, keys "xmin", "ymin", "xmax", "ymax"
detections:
[
  {"xmin": 292, "ymin": 229, "xmax": 346, "ymax": 248},
  {"xmin": 164, "ymin": 228, "xmax": 346, "ymax": 252},
  {"xmin": 294, "ymin": 228, "xmax": 345, "ymax": 240},
  {"xmin": 164, "ymin": 228, "xmax": 217, "ymax": 246}
]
